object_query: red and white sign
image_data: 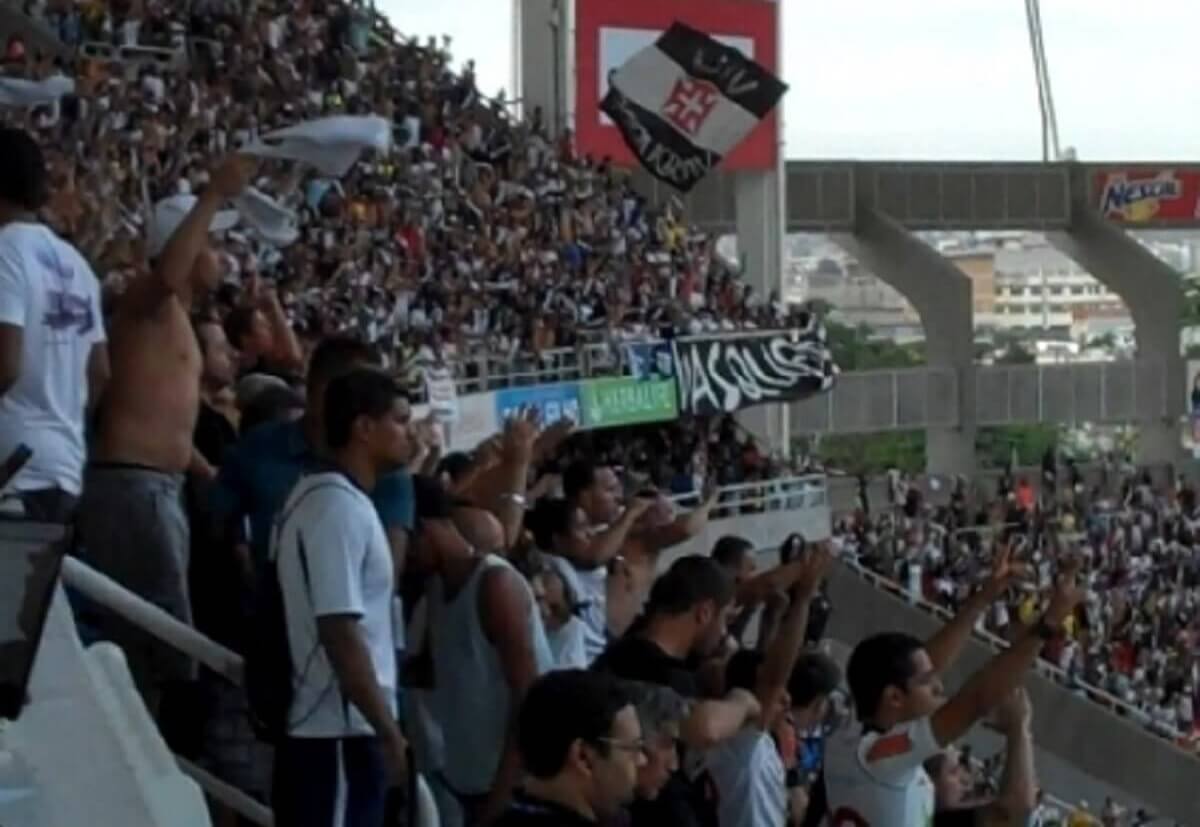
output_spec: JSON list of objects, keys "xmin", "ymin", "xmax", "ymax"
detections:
[
  {"xmin": 1094, "ymin": 168, "xmax": 1200, "ymax": 224},
  {"xmin": 575, "ymin": 0, "xmax": 779, "ymax": 170}
]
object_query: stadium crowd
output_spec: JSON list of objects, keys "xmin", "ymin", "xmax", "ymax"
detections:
[
  {"xmin": 834, "ymin": 463, "xmax": 1200, "ymax": 757},
  {"xmin": 0, "ymin": 2, "xmax": 1177, "ymax": 827}
]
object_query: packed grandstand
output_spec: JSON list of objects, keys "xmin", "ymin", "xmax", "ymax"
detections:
[{"xmin": 0, "ymin": 2, "xmax": 1190, "ymax": 827}]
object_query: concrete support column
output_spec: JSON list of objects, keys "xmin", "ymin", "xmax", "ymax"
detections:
[
  {"xmin": 834, "ymin": 207, "xmax": 977, "ymax": 476},
  {"xmin": 513, "ymin": 0, "xmax": 568, "ymax": 132},
  {"xmin": 1049, "ymin": 193, "xmax": 1184, "ymax": 466},
  {"xmin": 735, "ymin": 167, "xmax": 789, "ymax": 457}
]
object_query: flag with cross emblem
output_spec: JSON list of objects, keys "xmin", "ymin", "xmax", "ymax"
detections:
[{"xmin": 600, "ymin": 22, "xmax": 788, "ymax": 193}]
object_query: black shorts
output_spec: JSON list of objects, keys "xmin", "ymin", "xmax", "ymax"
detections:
[{"xmin": 271, "ymin": 736, "xmax": 388, "ymax": 827}]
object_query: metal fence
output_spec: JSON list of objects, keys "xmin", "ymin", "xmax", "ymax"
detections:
[
  {"xmin": 790, "ymin": 367, "xmax": 959, "ymax": 435},
  {"xmin": 975, "ymin": 360, "xmax": 1166, "ymax": 426}
]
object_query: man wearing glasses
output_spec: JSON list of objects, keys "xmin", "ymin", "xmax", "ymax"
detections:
[{"xmin": 495, "ymin": 670, "xmax": 646, "ymax": 826}]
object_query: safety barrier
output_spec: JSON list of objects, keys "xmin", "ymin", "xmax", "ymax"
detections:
[
  {"xmin": 78, "ymin": 40, "xmax": 186, "ymax": 71},
  {"xmin": 667, "ymin": 473, "xmax": 829, "ymax": 514},
  {"xmin": 59, "ymin": 557, "xmax": 439, "ymax": 827}
]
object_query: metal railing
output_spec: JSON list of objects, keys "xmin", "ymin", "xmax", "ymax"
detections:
[
  {"xmin": 667, "ymin": 474, "xmax": 830, "ymax": 514},
  {"xmin": 838, "ymin": 557, "xmax": 1198, "ymax": 757},
  {"xmin": 59, "ymin": 557, "xmax": 440, "ymax": 827}
]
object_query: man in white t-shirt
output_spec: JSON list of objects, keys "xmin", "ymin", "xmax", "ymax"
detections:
[
  {"xmin": 0, "ymin": 127, "xmax": 108, "ymax": 522},
  {"xmin": 819, "ymin": 553, "xmax": 1083, "ymax": 827},
  {"xmin": 271, "ymin": 368, "xmax": 412, "ymax": 827}
]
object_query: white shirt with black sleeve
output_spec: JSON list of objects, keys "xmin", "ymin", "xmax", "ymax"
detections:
[{"xmin": 274, "ymin": 472, "xmax": 396, "ymax": 739}]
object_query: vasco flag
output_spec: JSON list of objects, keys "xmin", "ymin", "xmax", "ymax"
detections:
[
  {"xmin": 600, "ymin": 22, "xmax": 787, "ymax": 192},
  {"xmin": 672, "ymin": 322, "xmax": 837, "ymax": 417}
]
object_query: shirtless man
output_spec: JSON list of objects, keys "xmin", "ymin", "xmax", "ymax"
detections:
[{"xmin": 75, "ymin": 154, "xmax": 253, "ymax": 710}]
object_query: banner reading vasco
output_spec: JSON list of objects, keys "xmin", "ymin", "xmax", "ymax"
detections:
[{"xmin": 672, "ymin": 331, "xmax": 836, "ymax": 416}]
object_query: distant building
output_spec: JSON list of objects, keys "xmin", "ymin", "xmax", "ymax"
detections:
[{"xmin": 990, "ymin": 243, "xmax": 1128, "ymax": 335}]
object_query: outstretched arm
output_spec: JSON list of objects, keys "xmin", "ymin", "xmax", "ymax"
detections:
[{"xmin": 926, "ymin": 543, "xmax": 1024, "ymax": 673}]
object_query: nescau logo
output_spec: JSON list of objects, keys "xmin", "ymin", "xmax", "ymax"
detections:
[{"xmin": 1099, "ymin": 171, "xmax": 1182, "ymax": 221}]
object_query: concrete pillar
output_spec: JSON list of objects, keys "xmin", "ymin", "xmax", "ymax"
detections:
[
  {"xmin": 833, "ymin": 206, "xmax": 977, "ymax": 475},
  {"xmin": 734, "ymin": 167, "xmax": 790, "ymax": 457},
  {"xmin": 1049, "ymin": 185, "xmax": 1184, "ymax": 466},
  {"xmin": 513, "ymin": 0, "xmax": 567, "ymax": 132}
]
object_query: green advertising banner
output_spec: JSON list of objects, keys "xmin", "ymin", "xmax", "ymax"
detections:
[{"xmin": 580, "ymin": 377, "xmax": 679, "ymax": 429}]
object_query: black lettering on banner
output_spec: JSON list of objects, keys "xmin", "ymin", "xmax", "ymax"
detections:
[{"xmin": 672, "ymin": 331, "xmax": 835, "ymax": 417}]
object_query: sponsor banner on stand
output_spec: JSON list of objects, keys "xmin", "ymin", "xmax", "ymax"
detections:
[
  {"xmin": 600, "ymin": 22, "xmax": 787, "ymax": 192},
  {"xmin": 673, "ymin": 329, "xmax": 836, "ymax": 416},
  {"xmin": 1095, "ymin": 168, "xmax": 1200, "ymax": 224},
  {"xmin": 581, "ymin": 377, "xmax": 679, "ymax": 429},
  {"xmin": 625, "ymin": 341, "xmax": 676, "ymax": 380},
  {"xmin": 495, "ymin": 383, "xmax": 583, "ymax": 428}
]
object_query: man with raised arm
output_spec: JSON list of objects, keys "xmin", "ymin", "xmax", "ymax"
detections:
[
  {"xmin": 75, "ymin": 155, "xmax": 254, "ymax": 712},
  {"xmin": 819, "ymin": 559, "xmax": 1082, "ymax": 827}
]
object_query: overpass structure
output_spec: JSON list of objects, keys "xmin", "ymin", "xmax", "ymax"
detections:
[{"xmin": 638, "ymin": 161, "xmax": 1188, "ymax": 474}]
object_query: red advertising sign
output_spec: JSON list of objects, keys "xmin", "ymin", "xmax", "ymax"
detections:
[
  {"xmin": 1095, "ymin": 168, "xmax": 1200, "ymax": 223},
  {"xmin": 574, "ymin": 0, "xmax": 779, "ymax": 170}
]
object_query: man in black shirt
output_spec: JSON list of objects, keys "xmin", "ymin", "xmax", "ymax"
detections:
[
  {"xmin": 592, "ymin": 556, "xmax": 760, "ymax": 827},
  {"xmin": 495, "ymin": 670, "xmax": 643, "ymax": 827}
]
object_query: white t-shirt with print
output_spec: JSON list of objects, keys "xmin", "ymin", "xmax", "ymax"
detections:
[
  {"xmin": 274, "ymin": 473, "xmax": 396, "ymax": 738},
  {"xmin": 823, "ymin": 717, "xmax": 940, "ymax": 827},
  {"xmin": 0, "ymin": 222, "xmax": 105, "ymax": 496}
]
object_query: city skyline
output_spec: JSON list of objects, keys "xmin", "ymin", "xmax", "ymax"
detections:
[{"xmin": 382, "ymin": 0, "xmax": 1200, "ymax": 161}]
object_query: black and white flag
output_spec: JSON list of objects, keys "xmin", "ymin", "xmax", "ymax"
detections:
[
  {"xmin": 672, "ymin": 324, "xmax": 837, "ymax": 417},
  {"xmin": 600, "ymin": 22, "xmax": 788, "ymax": 193}
]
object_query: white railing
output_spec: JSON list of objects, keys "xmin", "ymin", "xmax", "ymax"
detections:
[
  {"xmin": 59, "ymin": 557, "xmax": 440, "ymax": 827},
  {"xmin": 838, "ymin": 557, "xmax": 1198, "ymax": 757},
  {"xmin": 668, "ymin": 474, "xmax": 830, "ymax": 514}
]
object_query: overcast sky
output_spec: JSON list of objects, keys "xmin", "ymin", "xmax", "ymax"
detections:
[{"xmin": 379, "ymin": 0, "xmax": 1197, "ymax": 161}]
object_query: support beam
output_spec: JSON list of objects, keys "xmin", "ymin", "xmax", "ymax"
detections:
[
  {"xmin": 735, "ymin": 167, "xmax": 789, "ymax": 457},
  {"xmin": 834, "ymin": 208, "xmax": 976, "ymax": 475},
  {"xmin": 1049, "ymin": 176, "xmax": 1183, "ymax": 466},
  {"xmin": 513, "ymin": 0, "xmax": 567, "ymax": 132}
]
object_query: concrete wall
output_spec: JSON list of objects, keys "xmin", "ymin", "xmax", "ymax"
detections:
[{"xmin": 821, "ymin": 563, "xmax": 1200, "ymax": 824}]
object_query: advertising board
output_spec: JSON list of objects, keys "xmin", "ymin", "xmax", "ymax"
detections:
[{"xmin": 1095, "ymin": 168, "xmax": 1200, "ymax": 224}]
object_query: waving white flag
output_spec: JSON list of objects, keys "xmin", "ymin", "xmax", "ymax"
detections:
[{"xmin": 241, "ymin": 115, "xmax": 392, "ymax": 177}]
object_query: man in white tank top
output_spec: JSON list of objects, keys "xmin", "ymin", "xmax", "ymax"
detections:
[{"xmin": 411, "ymin": 473, "xmax": 553, "ymax": 827}]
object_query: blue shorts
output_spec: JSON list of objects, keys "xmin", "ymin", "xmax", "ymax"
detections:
[{"xmin": 271, "ymin": 736, "xmax": 388, "ymax": 827}]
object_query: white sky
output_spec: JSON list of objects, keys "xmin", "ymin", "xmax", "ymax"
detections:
[{"xmin": 378, "ymin": 0, "xmax": 1198, "ymax": 161}]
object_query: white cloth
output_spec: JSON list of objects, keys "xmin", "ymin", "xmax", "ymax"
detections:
[
  {"xmin": 0, "ymin": 76, "xmax": 74, "ymax": 108},
  {"xmin": 823, "ymin": 718, "xmax": 940, "ymax": 827},
  {"xmin": 147, "ymin": 194, "xmax": 239, "ymax": 258},
  {"xmin": 546, "ymin": 616, "xmax": 589, "ymax": 671},
  {"xmin": 0, "ymin": 222, "xmax": 105, "ymax": 496},
  {"xmin": 705, "ymin": 728, "xmax": 787, "ymax": 827},
  {"xmin": 546, "ymin": 554, "xmax": 608, "ymax": 664},
  {"xmin": 274, "ymin": 473, "xmax": 396, "ymax": 738},
  {"xmin": 242, "ymin": 116, "xmax": 392, "ymax": 177},
  {"xmin": 232, "ymin": 187, "xmax": 299, "ymax": 247}
]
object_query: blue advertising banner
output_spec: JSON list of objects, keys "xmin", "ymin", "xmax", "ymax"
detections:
[
  {"xmin": 495, "ymin": 383, "xmax": 583, "ymax": 427},
  {"xmin": 625, "ymin": 342, "xmax": 675, "ymax": 381}
]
